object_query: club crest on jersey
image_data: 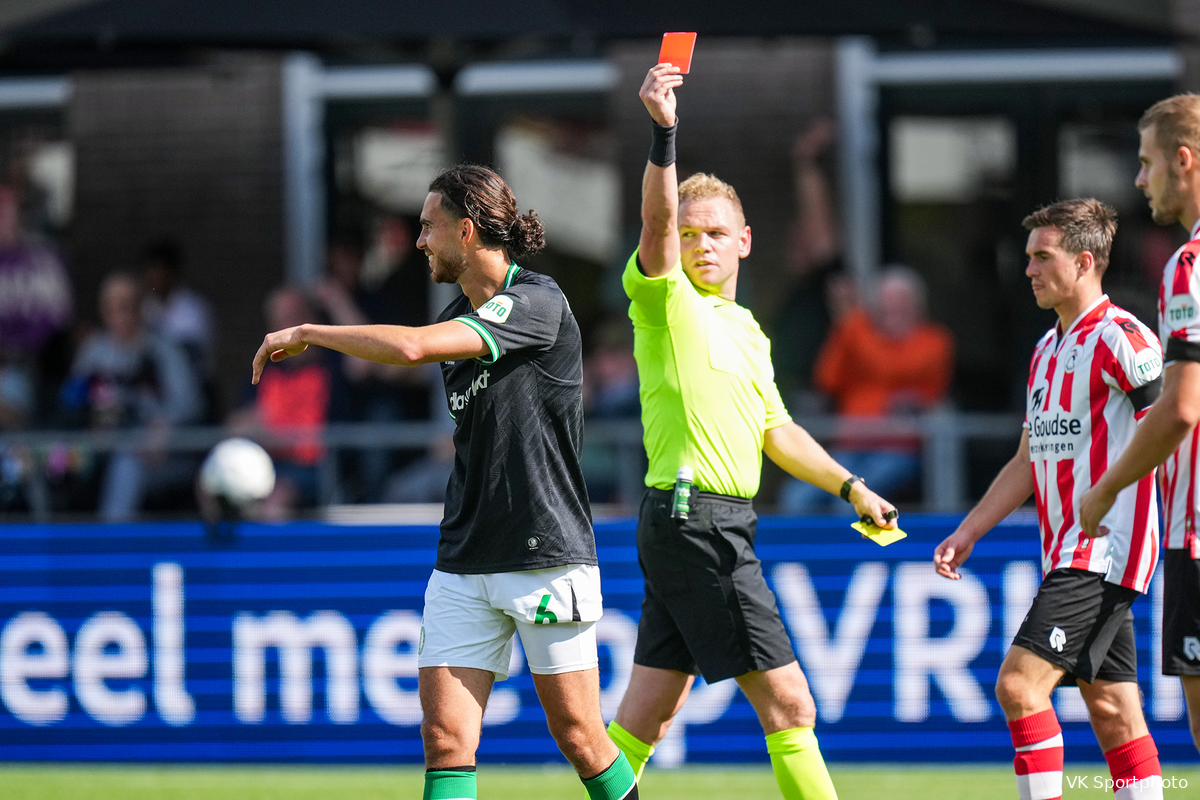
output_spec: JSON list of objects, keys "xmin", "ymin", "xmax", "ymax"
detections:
[
  {"xmin": 478, "ymin": 294, "xmax": 514, "ymax": 324},
  {"xmin": 1063, "ymin": 346, "xmax": 1082, "ymax": 373},
  {"xmin": 1134, "ymin": 348, "xmax": 1163, "ymax": 382},
  {"xmin": 1167, "ymin": 294, "xmax": 1197, "ymax": 331}
]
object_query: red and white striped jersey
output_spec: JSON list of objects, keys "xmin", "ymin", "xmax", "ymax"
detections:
[
  {"xmin": 1158, "ymin": 219, "xmax": 1200, "ymax": 558},
  {"xmin": 1026, "ymin": 295, "xmax": 1163, "ymax": 593}
]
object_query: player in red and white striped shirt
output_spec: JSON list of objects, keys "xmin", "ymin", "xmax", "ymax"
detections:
[
  {"xmin": 1024, "ymin": 296, "xmax": 1162, "ymax": 592},
  {"xmin": 937, "ymin": 199, "xmax": 1164, "ymax": 800},
  {"xmin": 1082, "ymin": 95, "xmax": 1200, "ymax": 758},
  {"xmin": 1157, "ymin": 228, "xmax": 1200, "ymax": 559}
]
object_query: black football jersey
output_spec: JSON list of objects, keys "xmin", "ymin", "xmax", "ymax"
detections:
[{"xmin": 434, "ymin": 265, "xmax": 596, "ymax": 574}]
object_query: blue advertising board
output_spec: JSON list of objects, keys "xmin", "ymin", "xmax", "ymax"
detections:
[{"xmin": 0, "ymin": 513, "xmax": 1194, "ymax": 764}]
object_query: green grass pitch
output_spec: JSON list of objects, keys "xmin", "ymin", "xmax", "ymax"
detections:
[{"xmin": 3, "ymin": 764, "xmax": 1198, "ymax": 799}]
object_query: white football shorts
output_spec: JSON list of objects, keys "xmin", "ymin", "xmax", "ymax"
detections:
[{"xmin": 417, "ymin": 563, "xmax": 602, "ymax": 680}]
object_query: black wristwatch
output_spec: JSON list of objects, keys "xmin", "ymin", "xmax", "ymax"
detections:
[{"xmin": 840, "ymin": 475, "xmax": 865, "ymax": 502}]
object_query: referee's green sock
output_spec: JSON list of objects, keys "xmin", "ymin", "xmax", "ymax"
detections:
[
  {"xmin": 607, "ymin": 720, "xmax": 654, "ymax": 781},
  {"xmin": 765, "ymin": 727, "xmax": 838, "ymax": 800},
  {"xmin": 582, "ymin": 752, "xmax": 639, "ymax": 800},
  {"xmin": 423, "ymin": 766, "xmax": 476, "ymax": 800}
]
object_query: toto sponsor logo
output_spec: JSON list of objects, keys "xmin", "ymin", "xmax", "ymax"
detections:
[{"xmin": 1167, "ymin": 294, "xmax": 1197, "ymax": 331}]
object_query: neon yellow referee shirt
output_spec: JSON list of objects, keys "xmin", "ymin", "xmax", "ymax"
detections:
[{"xmin": 624, "ymin": 249, "xmax": 791, "ymax": 498}]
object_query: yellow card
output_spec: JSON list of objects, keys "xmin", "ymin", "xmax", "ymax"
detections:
[{"xmin": 851, "ymin": 520, "xmax": 907, "ymax": 547}]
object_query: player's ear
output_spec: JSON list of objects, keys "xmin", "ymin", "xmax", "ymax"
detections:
[
  {"xmin": 1178, "ymin": 144, "xmax": 1195, "ymax": 175},
  {"xmin": 738, "ymin": 225, "xmax": 752, "ymax": 259},
  {"xmin": 458, "ymin": 216, "xmax": 475, "ymax": 247},
  {"xmin": 1077, "ymin": 250, "xmax": 1095, "ymax": 277}
]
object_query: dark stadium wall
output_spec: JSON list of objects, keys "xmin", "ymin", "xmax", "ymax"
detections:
[
  {"xmin": 67, "ymin": 53, "xmax": 286, "ymax": 413},
  {"xmin": 1175, "ymin": 0, "xmax": 1200, "ymax": 91}
]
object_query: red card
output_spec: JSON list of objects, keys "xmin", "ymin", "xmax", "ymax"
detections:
[{"xmin": 659, "ymin": 32, "xmax": 697, "ymax": 74}]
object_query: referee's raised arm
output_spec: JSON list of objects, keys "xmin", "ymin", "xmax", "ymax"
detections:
[{"xmin": 638, "ymin": 64, "xmax": 683, "ymax": 277}]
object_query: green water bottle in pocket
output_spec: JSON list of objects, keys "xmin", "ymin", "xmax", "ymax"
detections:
[{"xmin": 671, "ymin": 466, "xmax": 693, "ymax": 520}]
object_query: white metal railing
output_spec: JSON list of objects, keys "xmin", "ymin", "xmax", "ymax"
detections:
[{"xmin": 0, "ymin": 412, "xmax": 1023, "ymax": 520}]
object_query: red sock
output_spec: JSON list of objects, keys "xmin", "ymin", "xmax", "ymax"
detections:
[
  {"xmin": 1009, "ymin": 709, "xmax": 1063, "ymax": 800},
  {"xmin": 1104, "ymin": 735, "xmax": 1162, "ymax": 799}
]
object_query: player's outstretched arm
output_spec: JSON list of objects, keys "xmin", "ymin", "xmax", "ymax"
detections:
[
  {"xmin": 934, "ymin": 430, "xmax": 1034, "ymax": 580},
  {"xmin": 1080, "ymin": 360, "xmax": 1200, "ymax": 536},
  {"xmin": 251, "ymin": 321, "xmax": 488, "ymax": 384},
  {"xmin": 763, "ymin": 421, "xmax": 898, "ymax": 527},
  {"xmin": 637, "ymin": 64, "xmax": 683, "ymax": 278}
]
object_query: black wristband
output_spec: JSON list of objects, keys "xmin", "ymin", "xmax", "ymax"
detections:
[
  {"xmin": 649, "ymin": 120, "xmax": 677, "ymax": 167},
  {"xmin": 840, "ymin": 475, "xmax": 864, "ymax": 502}
]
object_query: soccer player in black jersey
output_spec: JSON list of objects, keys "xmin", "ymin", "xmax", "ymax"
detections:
[{"xmin": 252, "ymin": 165, "xmax": 639, "ymax": 800}]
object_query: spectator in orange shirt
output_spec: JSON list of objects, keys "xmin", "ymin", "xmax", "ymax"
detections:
[
  {"xmin": 229, "ymin": 286, "xmax": 332, "ymax": 516},
  {"xmin": 779, "ymin": 265, "xmax": 954, "ymax": 513}
]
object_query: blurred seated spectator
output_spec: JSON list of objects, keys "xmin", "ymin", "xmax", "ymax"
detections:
[
  {"xmin": 583, "ymin": 317, "xmax": 640, "ymax": 420},
  {"xmin": 0, "ymin": 182, "xmax": 73, "ymax": 513},
  {"xmin": 140, "ymin": 239, "xmax": 217, "ymax": 419},
  {"xmin": 228, "ymin": 286, "xmax": 332, "ymax": 517},
  {"xmin": 314, "ymin": 225, "xmax": 431, "ymax": 502},
  {"xmin": 778, "ymin": 265, "xmax": 954, "ymax": 513},
  {"xmin": 774, "ymin": 121, "xmax": 845, "ymax": 415},
  {"xmin": 381, "ymin": 433, "xmax": 455, "ymax": 504},
  {"xmin": 0, "ymin": 358, "xmax": 34, "ymax": 429},
  {"xmin": 0, "ymin": 182, "xmax": 72, "ymax": 423},
  {"xmin": 581, "ymin": 316, "xmax": 641, "ymax": 505},
  {"xmin": 0, "ymin": 361, "xmax": 38, "ymax": 511},
  {"xmin": 0, "ymin": 183, "xmax": 71, "ymax": 354},
  {"xmin": 59, "ymin": 272, "xmax": 201, "ymax": 520}
]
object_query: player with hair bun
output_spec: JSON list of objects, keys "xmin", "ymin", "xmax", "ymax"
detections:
[{"xmin": 252, "ymin": 164, "xmax": 639, "ymax": 800}]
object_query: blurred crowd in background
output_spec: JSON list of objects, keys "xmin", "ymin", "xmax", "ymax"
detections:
[
  {"xmin": 0, "ymin": 191, "xmax": 450, "ymax": 518},
  {"xmin": 0, "ymin": 23, "xmax": 1187, "ymax": 520},
  {"xmin": 0, "ymin": 99, "xmax": 1177, "ymax": 519},
  {"xmin": 0, "ymin": 117, "xmax": 971, "ymax": 519}
]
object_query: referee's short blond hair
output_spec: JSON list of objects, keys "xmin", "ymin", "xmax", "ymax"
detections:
[
  {"xmin": 679, "ymin": 173, "xmax": 745, "ymax": 226},
  {"xmin": 1139, "ymin": 94, "xmax": 1200, "ymax": 159}
]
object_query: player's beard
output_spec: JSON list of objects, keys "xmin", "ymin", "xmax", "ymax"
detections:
[
  {"xmin": 1151, "ymin": 164, "xmax": 1187, "ymax": 226},
  {"xmin": 430, "ymin": 250, "xmax": 468, "ymax": 284}
]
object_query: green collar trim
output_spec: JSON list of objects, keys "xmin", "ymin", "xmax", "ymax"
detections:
[{"xmin": 503, "ymin": 263, "xmax": 519, "ymax": 289}]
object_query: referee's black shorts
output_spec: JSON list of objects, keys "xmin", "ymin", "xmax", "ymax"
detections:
[
  {"xmin": 1162, "ymin": 548, "xmax": 1200, "ymax": 676},
  {"xmin": 632, "ymin": 487, "xmax": 796, "ymax": 683},
  {"xmin": 1011, "ymin": 567, "xmax": 1139, "ymax": 685}
]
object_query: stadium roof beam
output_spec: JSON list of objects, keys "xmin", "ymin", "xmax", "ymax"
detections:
[
  {"xmin": 871, "ymin": 47, "xmax": 1181, "ymax": 85},
  {"xmin": 455, "ymin": 60, "xmax": 618, "ymax": 95},
  {"xmin": 0, "ymin": 76, "xmax": 70, "ymax": 109}
]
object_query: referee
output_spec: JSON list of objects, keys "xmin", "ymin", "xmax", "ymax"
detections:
[
  {"xmin": 253, "ymin": 165, "xmax": 639, "ymax": 800},
  {"xmin": 606, "ymin": 65, "xmax": 897, "ymax": 800}
]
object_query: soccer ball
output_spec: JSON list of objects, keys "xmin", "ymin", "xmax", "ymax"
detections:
[{"xmin": 199, "ymin": 437, "xmax": 275, "ymax": 509}]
